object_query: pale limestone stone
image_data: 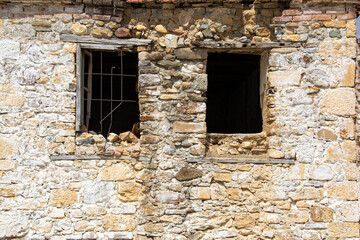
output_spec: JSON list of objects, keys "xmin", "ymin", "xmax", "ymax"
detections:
[
  {"xmin": 174, "ymin": 48, "xmax": 207, "ymax": 60},
  {"xmin": 283, "ymin": 210, "xmax": 309, "ymax": 223},
  {"xmin": 340, "ymin": 117, "xmax": 355, "ymax": 139},
  {"xmin": 228, "ymin": 188, "xmax": 254, "ymax": 201},
  {"xmin": 173, "ymin": 122, "xmax": 206, "ymax": 133},
  {"xmin": 136, "ymin": 24, "xmax": 147, "ymax": 31},
  {"xmin": 83, "ymin": 182, "xmax": 115, "ymax": 203},
  {"xmin": 268, "ymin": 70, "xmax": 301, "ymax": 87},
  {"xmin": 155, "ymin": 24, "xmax": 167, "ymax": 34},
  {"xmin": 92, "ymin": 27, "xmax": 113, "ymax": 38},
  {"xmin": 0, "ymin": 160, "xmax": 16, "ymax": 170},
  {"xmin": 189, "ymin": 143, "xmax": 205, "ymax": 156},
  {"xmin": 117, "ymin": 181, "xmax": 144, "ymax": 202},
  {"xmin": 210, "ymin": 183, "xmax": 227, "ymax": 200},
  {"xmin": 256, "ymin": 188, "xmax": 287, "ymax": 200},
  {"xmin": 85, "ymin": 207, "xmax": 107, "ymax": 217},
  {"xmin": 346, "ymin": 19, "xmax": 356, "ymax": 38},
  {"xmin": 309, "ymin": 165, "xmax": 334, "ymax": 180},
  {"xmin": 335, "ymin": 201, "xmax": 360, "ymax": 222},
  {"xmin": 214, "ymin": 171, "xmax": 232, "ymax": 182},
  {"xmin": 100, "ymin": 163, "xmax": 135, "ymax": 181},
  {"xmin": 290, "ymin": 163, "xmax": 308, "ymax": 180},
  {"xmin": 50, "ymin": 208, "xmax": 65, "ymax": 219},
  {"xmin": 310, "ymin": 206, "xmax": 333, "ymax": 222},
  {"xmin": 320, "ymin": 88, "xmax": 356, "ymax": 116},
  {"xmin": 326, "ymin": 181, "xmax": 358, "ymax": 200},
  {"xmin": 190, "ymin": 187, "xmax": 211, "ymax": 200},
  {"xmin": 139, "ymin": 74, "xmax": 160, "ymax": 87},
  {"xmin": 319, "ymin": 39, "xmax": 357, "ymax": 58},
  {"xmin": 70, "ymin": 23, "xmax": 88, "ymax": 35},
  {"xmin": 328, "ymin": 222, "xmax": 359, "ymax": 238},
  {"xmin": 50, "ymin": 189, "xmax": 77, "ymax": 207},
  {"xmin": 107, "ymin": 132, "xmax": 118, "ymax": 142},
  {"xmin": 282, "ymin": 34, "xmax": 300, "ymax": 42},
  {"xmin": 341, "ymin": 141, "xmax": 356, "ymax": 162},
  {"xmin": 0, "ymin": 213, "xmax": 28, "ymax": 238},
  {"xmin": 268, "ymin": 149, "xmax": 284, "ymax": 159},
  {"xmin": 0, "ymin": 92, "xmax": 25, "ymax": 106},
  {"xmin": 103, "ymin": 215, "xmax": 136, "ymax": 231},
  {"xmin": 343, "ymin": 163, "xmax": 359, "ymax": 180},
  {"xmin": 259, "ymin": 213, "xmax": 281, "ymax": 223},
  {"xmin": 74, "ymin": 220, "xmax": 95, "ymax": 232},
  {"xmin": 289, "ymin": 188, "xmax": 323, "ymax": 201},
  {"xmin": 165, "ymin": 34, "xmax": 178, "ymax": 48},
  {"xmin": 31, "ymin": 219, "xmax": 52, "ymax": 234}
]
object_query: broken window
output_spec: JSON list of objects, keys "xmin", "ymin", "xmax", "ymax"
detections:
[
  {"xmin": 206, "ymin": 53, "xmax": 262, "ymax": 134},
  {"xmin": 77, "ymin": 49, "xmax": 139, "ymax": 137}
]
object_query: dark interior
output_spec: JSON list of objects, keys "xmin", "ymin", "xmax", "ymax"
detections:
[
  {"xmin": 83, "ymin": 51, "xmax": 139, "ymax": 137},
  {"xmin": 206, "ymin": 53, "xmax": 262, "ymax": 133}
]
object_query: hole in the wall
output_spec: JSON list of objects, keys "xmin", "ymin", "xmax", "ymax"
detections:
[
  {"xmin": 83, "ymin": 51, "xmax": 139, "ymax": 137},
  {"xmin": 206, "ymin": 53, "xmax": 262, "ymax": 134}
]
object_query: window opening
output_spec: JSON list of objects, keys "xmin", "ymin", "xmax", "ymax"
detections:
[
  {"xmin": 82, "ymin": 50, "xmax": 139, "ymax": 137},
  {"xmin": 206, "ymin": 53, "xmax": 262, "ymax": 133}
]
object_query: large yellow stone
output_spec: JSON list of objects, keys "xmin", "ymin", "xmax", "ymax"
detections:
[
  {"xmin": 0, "ymin": 137, "xmax": 16, "ymax": 159},
  {"xmin": 173, "ymin": 122, "xmax": 206, "ymax": 133},
  {"xmin": 92, "ymin": 27, "xmax": 113, "ymax": 38},
  {"xmin": 117, "ymin": 181, "xmax": 144, "ymax": 202},
  {"xmin": 323, "ymin": 20, "xmax": 346, "ymax": 28},
  {"xmin": 283, "ymin": 210, "xmax": 309, "ymax": 223},
  {"xmin": 70, "ymin": 23, "xmax": 88, "ymax": 35},
  {"xmin": 190, "ymin": 187, "xmax": 211, "ymax": 200},
  {"xmin": 50, "ymin": 189, "xmax": 77, "ymax": 207},
  {"xmin": 326, "ymin": 181, "xmax": 358, "ymax": 200},
  {"xmin": 0, "ymin": 92, "xmax": 25, "ymax": 106},
  {"xmin": 310, "ymin": 206, "xmax": 333, "ymax": 222},
  {"xmin": 268, "ymin": 70, "xmax": 301, "ymax": 87},
  {"xmin": 214, "ymin": 171, "xmax": 232, "ymax": 182},
  {"xmin": 338, "ymin": 59, "xmax": 355, "ymax": 87},
  {"xmin": 346, "ymin": 19, "xmax": 356, "ymax": 38},
  {"xmin": 329, "ymin": 222, "xmax": 359, "ymax": 238},
  {"xmin": 319, "ymin": 39, "xmax": 357, "ymax": 58},
  {"xmin": 0, "ymin": 160, "xmax": 16, "ymax": 170},
  {"xmin": 103, "ymin": 215, "xmax": 136, "ymax": 231},
  {"xmin": 289, "ymin": 188, "xmax": 323, "ymax": 201},
  {"xmin": 234, "ymin": 213, "xmax": 256, "ymax": 228},
  {"xmin": 100, "ymin": 163, "xmax": 135, "ymax": 181},
  {"xmin": 340, "ymin": 118, "xmax": 355, "ymax": 139},
  {"xmin": 320, "ymin": 88, "xmax": 356, "ymax": 116},
  {"xmin": 341, "ymin": 141, "xmax": 356, "ymax": 162}
]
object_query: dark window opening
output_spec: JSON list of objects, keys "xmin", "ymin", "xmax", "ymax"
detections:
[
  {"xmin": 82, "ymin": 50, "xmax": 139, "ymax": 137},
  {"xmin": 206, "ymin": 53, "xmax": 262, "ymax": 134}
]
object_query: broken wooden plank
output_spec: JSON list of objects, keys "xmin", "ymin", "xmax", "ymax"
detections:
[{"xmin": 60, "ymin": 34, "xmax": 152, "ymax": 46}]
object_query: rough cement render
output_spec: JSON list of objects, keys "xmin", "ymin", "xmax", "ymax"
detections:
[{"xmin": 0, "ymin": 0, "xmax": 359, "ymax": 239}]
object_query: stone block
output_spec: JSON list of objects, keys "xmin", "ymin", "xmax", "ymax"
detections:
[
  {"xmin": 309, "ymin": 165, "xmax": 334, "ymax": 180},
  {"xmin": 234, "ymin": 213, "xmax": 256, "ymax": 228},
  {"xmin": 103, "ymin": 215, "xmax": 136, "ymax": 231},
  {"xmin": 328, "ymin": 222, "xmax": 359, "ymax": 238},
  {"xmin": 268, "ymin": 70, "xmax": 301, "ymax": 87},
  {"xmin": 346, "ymin": 19, "xmax": 356, "ymax": 38},
  {"xmin": 340, "ymin": 118, "xmax": 354, "ymax": 139},
  {"xmin": 0, "ymin": 160, "xmax": 16, "ymax": 170},
  {"xmin": 320, "ymin": 88, "xmax": 356, "ymax": 116},
  {"xmin": 289, "ymin": 188, "xmax": 323, "ymax": 201},
  {"xmin": 156, "ymin": 192, "xmax": 185, "ymax": 203},
  {"xmin": 256, "ymin": 188, "xmax": 287, "ymax": 200},
  {"xmin": 0, "ymin": 92, "xmax": 25, "ymax": 106},
  {"xmin": 100, "ymin": 163, "xmax": 135, "ymax": 181},
  {"xmin": 259, "ymin": 213, "xmax": 281, "ymax": 223},
  {"xmin": 341, "ymin": 141, "xmax": 356, "ymax": 162},
  {"xmin": 50, "ymin": 189, "xmax": 77, "ymax": 207},
  {"xmin": 283, "ymin": 210, "xmax": 309, "ymax": 223},
  {"xmin": 173, "ymin": 122, "xmax": 206, "ymax": 133},
  {"xmin": 70, "ymin": 23, "xmax": 88, "ymax": 35},
  {"xmin": 319, "ymin": 39, "xmax": 357, "ymax": 58},
  {"xmin": 83, "ymin": 182, "xmax": 115, "ymax": 203},
  {"xmin": 310, "ymin": 206, "xmax": 333, "ymax": 222},
  {"xmin": 155, "ymin": 24, "xmax": 167, "ymax": 34},
  {"xmin": 190, "ymin": 187, "xmax": 211, "ymax": 200},
  {"xmin": 117, "ymin": 181, "xmax": 144, "ymax": 202},
  {"xmin": 325, "ymin": 181, "xmax": 358, "ymax": 200},
  {"xmin": 165, "ymin": 34, "xmax": 178, "ymax": 48},
  {"xmin": 323, "ymin": 20, "xmax": 346, "ymax": 28},
  {"xmin": 175, "ymin": 167, "xmax": 202, "ymax": 181},
  {"xmin": 268, "ymin": 149, "xmax": 284, "ymax": 158},
  {"xmin": 115, "ymin": 27, "xmax": 130, "ymax": 38},
  {"xmin": 0, "ymin": 213, "xmax": 28, "ymax": 238},
  {"xmin": 74, "ymin": 220, "xmax": 95, "ymax": 232},
  {"xmin": 335, "ymin": 201, "xmax": 360, "ymax": 222},
  {"xmin": 214, "ymin": 171, "xmax": 232, "ymax": 182},
  {"xmin": 174, "ymin": 48, "xmax": 207, "ymax": 60},
  {"xmin": 338, "ymin": 59, "xmax": 355, "ymax": 87},
  {"xmin": 92, "ymin": 27, "xmax": 113, "ymax": 38},
  {"xmin": 317, "ymin": 129, "xmax": 337, "ymax": 141},
  {"xmin": 139, "ymin": 74, "xmax": 161, "ymax": 87},
  {"xmin": 144, "ymin": 222, "xmax": 164, "ymax": 232}
]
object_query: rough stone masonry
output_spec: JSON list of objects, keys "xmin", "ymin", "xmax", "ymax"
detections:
[{"xmin": 0, "ymin": 0, "xmax": 359, "ymax": 239}]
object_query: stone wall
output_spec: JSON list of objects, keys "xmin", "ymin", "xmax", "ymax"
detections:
[{"xmin": 0, "ymin": 0, "xmax": 359, "ymax": 239}]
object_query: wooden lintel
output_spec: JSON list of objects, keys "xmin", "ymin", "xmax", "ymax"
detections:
[
  {"xmin": 60, "ymin": 34, "xmax": 152, "ymax": 46},
  {"xmin": 195, "ymin": 41, "xmax": 302, "ymax": 49},
  {"xmin": 186, "ymin": 158, "xmax": 295, "ymax": 164}
]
